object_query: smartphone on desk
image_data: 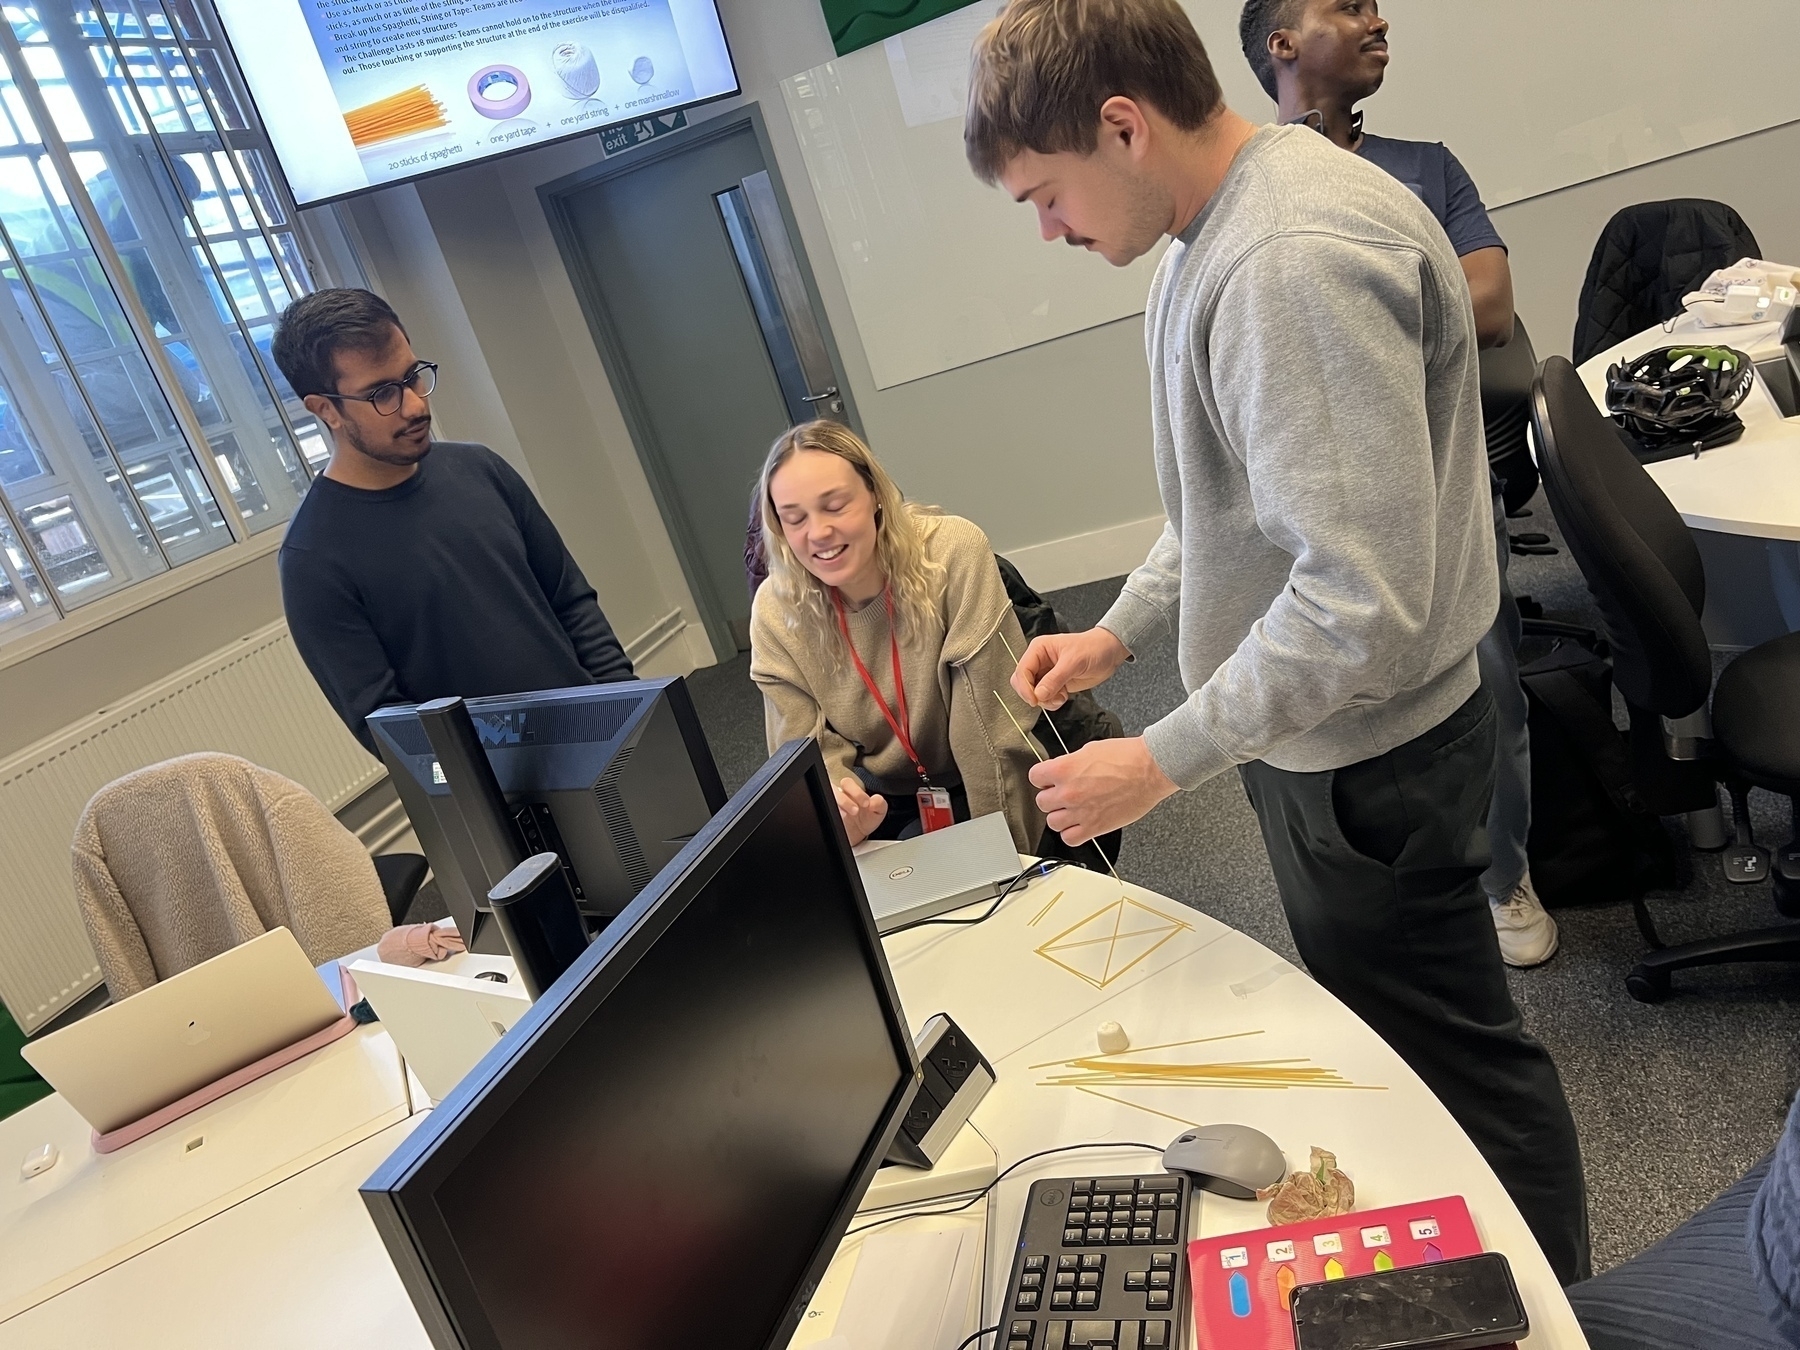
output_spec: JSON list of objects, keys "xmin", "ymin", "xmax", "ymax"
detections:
[{"xmin": 1289, "ymin": 1252, "xmax": 1528, "ymax": 1350}]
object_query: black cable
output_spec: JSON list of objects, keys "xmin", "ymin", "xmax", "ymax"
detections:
[
  {"xmin": 955, "ymin": 1327, "xmax": 1000, "ymax": 1350},
  {"xmin": 880, "ymin": 859, "xmax": 1070, "ymax": 938},
  {"xmin": 844, "ymin": 1139, "xmax": 1163, "ymax": 1237}
]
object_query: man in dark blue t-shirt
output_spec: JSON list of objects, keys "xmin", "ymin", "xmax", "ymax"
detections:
[
  {"xmin": 1241, "ymin": 0, "xmax": 1558, "ymax": 971},
  {"xmin": 1239, "ymin": 0, "xmax": 1515, "ymax": 350},
  {"xmin": 272, "ymin": 289, "xmax": 633, "ymax": 753}
]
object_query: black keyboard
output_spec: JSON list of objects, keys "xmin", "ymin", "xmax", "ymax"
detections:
[{"xmin": 995, "ymin": 1173, "xmax": 1191, "ymax": 1350}]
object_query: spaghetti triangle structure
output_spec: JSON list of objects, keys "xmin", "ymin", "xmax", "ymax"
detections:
[{"xmin": 1035, "ymin": 897, "xmax": 1193, "ymax": 989}]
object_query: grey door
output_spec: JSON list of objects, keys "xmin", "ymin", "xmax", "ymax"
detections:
[{"xmin": 543, "ymin": 112, "xmax": 850, "ymax": 656}]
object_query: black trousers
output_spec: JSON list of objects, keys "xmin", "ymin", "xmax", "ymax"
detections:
[{"xmin": 1240, "ymin": 688, "xmax": 1592, "ymax": 1286}]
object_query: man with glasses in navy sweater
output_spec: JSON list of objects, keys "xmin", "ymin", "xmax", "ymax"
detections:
[{"xmin": 274, "ymin": 288, "xmax": 632, "ymax": 753}]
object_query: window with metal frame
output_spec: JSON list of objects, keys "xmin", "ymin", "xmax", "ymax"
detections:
[{"xmin": 0, "ymin": 0, "xmax": 319, "ymax": 648}]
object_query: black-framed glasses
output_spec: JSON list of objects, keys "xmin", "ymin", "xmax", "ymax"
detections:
[{"xmin": 325, "ymin": 361, "xmax": 438, "ymax": 417}]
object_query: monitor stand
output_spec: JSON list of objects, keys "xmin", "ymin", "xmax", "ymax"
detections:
[
  {"xmin": 856, "ymin": 1121, "xmax": 997, "ymax": 1214},
  {"xmin": 449, "ymin": 907, "xmax": 512, "ymax": 957}
]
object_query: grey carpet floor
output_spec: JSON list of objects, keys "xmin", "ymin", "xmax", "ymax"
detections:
[{"xmin": 685, "ymin": 490, "xmax": 1800, "ymax": 1276}]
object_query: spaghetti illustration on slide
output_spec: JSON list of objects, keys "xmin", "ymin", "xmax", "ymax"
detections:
[{"xmin": 344, "ymin": 85, "xmax": 448, "ymax": 148}]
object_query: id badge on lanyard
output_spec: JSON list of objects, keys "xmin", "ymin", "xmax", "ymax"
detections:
[
  {"xmin": 835, "ymin": 587, "xmax": 954, "ymax": 834},
  {"xmin": 915, "ymin": 784, "xmax": 954, "ymax": 834}
]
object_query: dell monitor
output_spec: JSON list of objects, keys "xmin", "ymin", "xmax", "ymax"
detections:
[
  {"xmin": 368, "ymin": 678, "xmax": 727, "ymax": 950},
  {"xmin": 360, "ymin": 737, "xmax": 921, "ymax": 1350}
]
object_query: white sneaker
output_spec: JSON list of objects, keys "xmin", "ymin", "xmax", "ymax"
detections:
[{"xmin": 1489, "ymin": 875, "xmax": 1559, "ymax": 968}]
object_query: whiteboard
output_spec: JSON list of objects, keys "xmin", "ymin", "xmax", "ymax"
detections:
[
  {"xmin": 781, "ymin": 1, "xmax": 1163, "ymax": 390},
  {"xmin": 782, "ymin": 0, "xmax": 1800, "ymax": 389}
]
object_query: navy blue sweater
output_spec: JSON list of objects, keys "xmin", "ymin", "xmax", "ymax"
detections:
[
  {"xmin": 1752, "ymin": 1089, "xmax": 1800, "ymax": 1345},
  {"xmin": 279, "ymin": 442, "xmax": 633, "ymax": 752}
]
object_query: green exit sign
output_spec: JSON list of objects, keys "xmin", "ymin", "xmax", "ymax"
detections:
[{"xmin": 599, "ymin": 110, "xmax": 689, "ymax": 157}]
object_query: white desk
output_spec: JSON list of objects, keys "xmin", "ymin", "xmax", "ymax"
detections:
[
  {"xmin": 1576, "ymin": 315, "xmax": 1800, "ymax": 644},
  {"xmin": 0, "ymin": 1023, "xmax": 412, "ymax": 1324},
  {"xmin": 1576, "ymin": 314, "xmax": 1800, "ymax": 542},
  {"xmin": 0, "ymin": 1118, "xmax": 435, "ymax": 1349},
  {"xmin": 879, "ymin": 865, "xmax": 1586, "ymax": 1348},
  {"xmin": 0, "ymin": 865, "xmax": 1589, "ymax": 1348}
]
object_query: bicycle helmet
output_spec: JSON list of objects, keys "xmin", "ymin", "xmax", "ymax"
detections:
[{"xmin": 1605, "ymin": 344, "xmax": 1754, "ymax": 451}]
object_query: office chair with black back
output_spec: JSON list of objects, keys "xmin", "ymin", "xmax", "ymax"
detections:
[
  {"xmin": 1479, "ymin": 316, "xmax": 1556, "ymax": 558},
  {"xmin": 1530, "ymin": 356, "xmax": 1800, "ymax": 1001},
  {"xmin": 1572, "ymin": 198, "xmax": 1761, "ymax": 365}
]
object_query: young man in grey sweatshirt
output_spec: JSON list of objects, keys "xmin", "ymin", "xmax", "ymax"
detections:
[{"xmin": 968, "ymin": 0, "xmax": 1589, "ymax": 1283}]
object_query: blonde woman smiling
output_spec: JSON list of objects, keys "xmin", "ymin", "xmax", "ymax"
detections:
[{"xmin": 749, "ymin": 421, "xmax": 1046, "ymax": 850}]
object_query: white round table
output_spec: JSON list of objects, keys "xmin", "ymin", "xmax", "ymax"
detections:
[
  {"xmin": 867, "ymin": 862, "xmax": 1590, "ymax": 1348},
  {"xmin": 0, "ymin": 863, "xmax": 1592, "ymax": 1349},
  {"xmin": 1576, "ymin": 314, "xmax": 1800, "ymax": 644}
]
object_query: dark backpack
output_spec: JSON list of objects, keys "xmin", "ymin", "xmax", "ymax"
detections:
[{"xmin": 1521, "ymin": 639, "xmax": 1679, "ymax": 919}]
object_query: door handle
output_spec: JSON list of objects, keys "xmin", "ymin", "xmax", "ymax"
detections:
[{"xmin": 800, "ymin": 387, "xmax": 839, "ymax": 403}]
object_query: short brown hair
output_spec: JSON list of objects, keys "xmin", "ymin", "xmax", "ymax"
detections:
[{"xmin": 965, "ymin": 0, "xmax": 1225, "ymax": 184}]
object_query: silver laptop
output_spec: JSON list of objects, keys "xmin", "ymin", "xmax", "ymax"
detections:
[
  {"xmin": 22, "ymin": 927, "xmax": 346, "ymax": 1135},
  {"xmin": 349, "ymin": 958, "xmax": 531, "ymax": 1103},
  {"xmin": 855, "ymin": 811, "xmax": 1022, "ymax": 934}
]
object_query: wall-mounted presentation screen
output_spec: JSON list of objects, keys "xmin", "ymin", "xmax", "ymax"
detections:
[{"xmin": 215, "ymin": 0, "xmax": 739, "ymax": 208}]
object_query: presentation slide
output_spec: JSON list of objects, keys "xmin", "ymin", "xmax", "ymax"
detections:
[{"xmin": 217, "ymin": 0, "xmax": 739, "ymax": 207}]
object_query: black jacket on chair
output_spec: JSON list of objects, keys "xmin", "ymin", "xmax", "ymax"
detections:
[{"xmin": 1571, "ymin": 199, "xmax": 1761, "ymax": 365}]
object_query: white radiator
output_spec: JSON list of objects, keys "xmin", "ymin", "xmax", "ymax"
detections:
[{"xmin": 0, "ymin": 620, "xmax": 381, "ymax": 1034}]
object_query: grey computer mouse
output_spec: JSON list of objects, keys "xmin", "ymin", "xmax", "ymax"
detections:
[{"xmin": 1162, "ymin": 1124, "xmax": 1286, "ymax": 1200}]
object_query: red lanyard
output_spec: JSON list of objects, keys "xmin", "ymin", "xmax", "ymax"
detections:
[{"xmin": 831, "ymin": 586, "xmax": 929, "ymax": 784}]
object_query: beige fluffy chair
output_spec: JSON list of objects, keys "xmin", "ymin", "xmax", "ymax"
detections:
[{"xmin": 71, "ymin": 753, "xmax": 390, "ymax": 1000}]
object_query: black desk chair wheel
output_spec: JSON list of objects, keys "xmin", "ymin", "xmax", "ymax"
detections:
[
  {"xmin": 1531, "ymin": 356, "xmax": 1800, "ymax": 1002},
  {"xmin": 373, "ymin": 852, "xmax": 431, "ymax": 927}
]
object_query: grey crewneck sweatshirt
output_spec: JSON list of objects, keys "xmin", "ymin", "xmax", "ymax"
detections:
[{"xmin": 1099, "ymin": 124, "xmax": 1498, "ymax": 787}]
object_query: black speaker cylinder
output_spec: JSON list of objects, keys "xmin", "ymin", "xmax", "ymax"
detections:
[{"xmin": 488, "ymin": 852, "xmax": 589, "ymax": 999}]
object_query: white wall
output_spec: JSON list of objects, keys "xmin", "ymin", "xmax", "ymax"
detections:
[
  {"xmin": 317, "ymin": 0, "xmax": 1800, "ymax": 658},
  {"xmin": 340, "ymin": 161, "xmax": 717, "ymax": 676}
]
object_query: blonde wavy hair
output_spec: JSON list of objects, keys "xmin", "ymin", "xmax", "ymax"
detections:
[{"xmin": 757, "ymin": 420, "xmax": 943, "ymax": 657}]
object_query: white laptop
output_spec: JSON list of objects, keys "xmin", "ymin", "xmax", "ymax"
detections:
[
  {"xmin": 349, "ymin": 958, "xmax": 532, "ymax": 1103},
  {"xmin": 855, "ymin": 812, "xmax": 1022, "ymax": 935},
  {"xmin": 22, "ymin": 927, "xmax": 346, "ymax": 1135}
]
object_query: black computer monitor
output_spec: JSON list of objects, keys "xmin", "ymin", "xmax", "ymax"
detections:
[
  {"xmin": 368, "ymin": 678, "xmax": 728, "ymax": 946},
  {"xmin": 360, "ymin": 738, "xmax": 921, "ymax": 1350}
]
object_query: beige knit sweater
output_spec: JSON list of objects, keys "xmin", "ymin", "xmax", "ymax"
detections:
[
  {"xmin": 750, "ymin": 513, "xmax": 1047, "ymax": 852},
  {"xmin": 71, "ymin": 753, "xmax": 391, "ymax": 1000}
]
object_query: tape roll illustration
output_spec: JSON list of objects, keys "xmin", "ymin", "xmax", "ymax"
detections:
[
  {"xmin": 468, "ymin": 64, "xmax": 531, "ymax": 120},
  {"xmin": 552, "ymin": 42, "xmax": 601, "ymax": 99}
]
